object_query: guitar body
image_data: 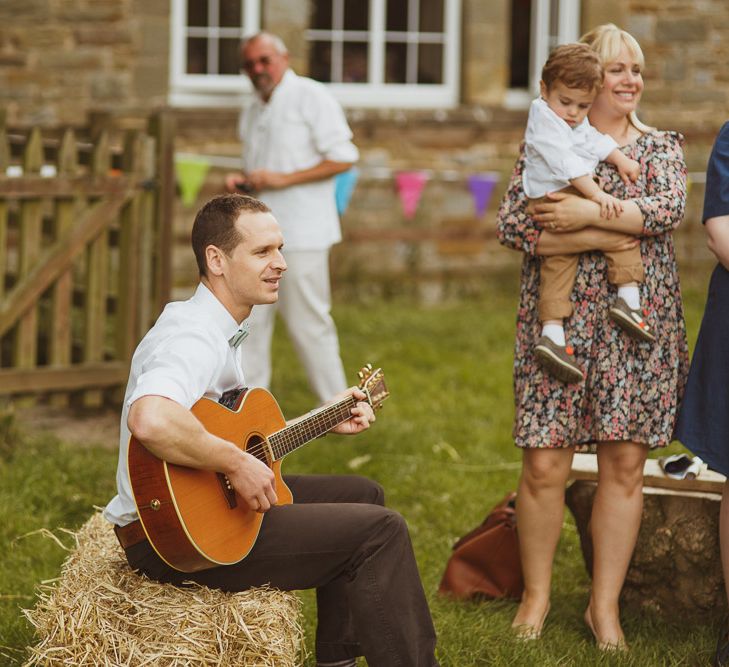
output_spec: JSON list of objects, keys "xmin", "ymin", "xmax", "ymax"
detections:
[{"xmin": 128, "ymin": 387, "xmax": 293, "ymax": 573}]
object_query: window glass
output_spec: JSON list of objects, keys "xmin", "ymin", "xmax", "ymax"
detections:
[
  {"xmin": 186, "ymin": 37, "xmax": 208, "ymax": 74},
  {"xmin": 509, "ymin": 0, "xmax": 531, "ymax": 88},
  {"xmin": 385, "ymin": 42, "xmax": 407, "ymax": 83},
  {"xmin": 311, "ymin": 2, "xmax": 333, "ymax": 30},
  {"xmin": 343, "ymin": 42, "xmax": 369, "ymax": 82},
  {"xmin": 420, "ymin": 0, "xmax": 444, "ymax": 32},
  {"xmin": 386, "ymin": 0, "xmax": 408, "ymax": 32},
  {"xmin": 344, "ymin": 0, "xmax": 368, "ymax": 30},
  {"xmin": 219, "ymin": 0, "xmax": 241, "ymax": 28},
  {"xmin": 187, "ymin": 0, "xmax": 208, "ymax": 27},
  {"xmin": 418, "ymin": 43, "xmax": 442, "ymax": 84},
  {"xmin": 309, "ymin": 41, "xmax": 333, "ymax": 82},
  {"xmin": 219, "ymin": 37, "xmax": 240, "ymax": 74}
]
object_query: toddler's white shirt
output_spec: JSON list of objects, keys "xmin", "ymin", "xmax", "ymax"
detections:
[{"xmin": 522, "ymin": 97, "xmax": 618, "ymax": 198}]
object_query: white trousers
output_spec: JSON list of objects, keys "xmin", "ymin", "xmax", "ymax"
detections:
[{"xmin": 240, "ymin": 248, "xmax": 347, "ymax": 404}]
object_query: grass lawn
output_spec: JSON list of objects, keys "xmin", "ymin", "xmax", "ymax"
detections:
[{"xmin": 0, "ymin": 266, "xmax": 720, "ymax": 666}]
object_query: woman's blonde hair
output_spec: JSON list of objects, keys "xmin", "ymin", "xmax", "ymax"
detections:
[{"xmin": 579, "ymin": 23, "xmax": 654, "ymax": 133}]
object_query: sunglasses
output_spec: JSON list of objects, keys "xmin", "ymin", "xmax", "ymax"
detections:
[{"xmin": 241, "ymin": 55, "xmax": 276, "ymax": 72}]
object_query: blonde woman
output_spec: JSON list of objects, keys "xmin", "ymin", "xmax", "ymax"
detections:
[{"xmin": 496, "ymin": 24, "xmax": 688, "ymax": 649}]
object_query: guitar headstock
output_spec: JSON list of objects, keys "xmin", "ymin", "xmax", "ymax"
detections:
[{"xmin": 357, "ymin": 364, "xmax": 390, "ymax": 410}]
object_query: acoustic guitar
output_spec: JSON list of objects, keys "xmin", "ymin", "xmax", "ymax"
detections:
[{"xmin": 128, "ymin": 365, "xmax": 389, "ymax": 572}]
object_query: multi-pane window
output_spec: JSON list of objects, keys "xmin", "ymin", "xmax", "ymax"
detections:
[
  {"xmin": 169, "ymin": 0, "xmax": 260, "ymax": 103},
  {"xmin": 307, "ymin": 0, "xmax": 447, "ymax": 86},
  {"xmin": 169, "ymin": 0, "xmax": 460, "ymax": 108},
  {"xmin": 304, "ymin": 0, "xmax": 461, "ymax": 107},
  {"xmin": 184, "ymin": 0, "xmax": 248, "ymax": 76}
]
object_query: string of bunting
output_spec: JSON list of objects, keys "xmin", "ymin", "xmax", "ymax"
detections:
[
  {"xmin": 394, "ymin": 170, "xmax": 501, "ymax": 220},
  {"xmin": 171, "ymin": 152, "xmax": 704, "ymax": 218}
]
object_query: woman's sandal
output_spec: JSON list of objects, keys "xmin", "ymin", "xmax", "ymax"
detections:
[
  {"xmin": 512, "ymin": 602, "xmax": 550, "ymax": 641},
  {"xmin": 584, "ymin": 607, "xmax": 628, "ymax": 652}
]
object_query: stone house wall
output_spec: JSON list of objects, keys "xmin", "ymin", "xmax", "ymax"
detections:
[
  {"xmin": 2, "ymin": 0, "xmax": 728, "ymax": 297},
  {"xmin": 0, "ymin": 0, "xmax": 169, "ymax": 127}
]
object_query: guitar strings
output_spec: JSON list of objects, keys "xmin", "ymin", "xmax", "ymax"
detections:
[
  {"xmin": 252, "ymin": 400, "xmax": 353, "ymax": 459},
  {"xmin": 241, "ymin": 397, "xmax": 357, "ymax": 462}
]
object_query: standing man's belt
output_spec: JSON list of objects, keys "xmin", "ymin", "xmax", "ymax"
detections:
[{"xmin": 114, "ymin": 520, "xmax": 147, "ymax": 549}]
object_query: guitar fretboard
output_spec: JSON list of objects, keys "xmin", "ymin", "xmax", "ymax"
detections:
[{"xmin": 268, "ymin": 396, "xmax": 358, "ymax": 460}]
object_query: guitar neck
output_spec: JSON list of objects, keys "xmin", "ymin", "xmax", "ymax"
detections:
[{"xmin": 268, "ymin": 396, "xmax": 359, "ymax": 460}]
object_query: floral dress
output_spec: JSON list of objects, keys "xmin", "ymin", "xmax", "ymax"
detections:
[{"xmin": 496, "ymin": 131, "xmax": 689, "ymax": 449}]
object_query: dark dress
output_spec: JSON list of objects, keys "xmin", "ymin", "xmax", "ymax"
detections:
[{"xmin": 674, "ymin": 121, "xmax": 729, "ymax": 476}]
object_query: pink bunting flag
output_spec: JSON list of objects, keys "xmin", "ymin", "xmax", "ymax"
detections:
[
  {"xmin": 468, "ymin": 172, "xmax": 500, "ymax": 218},
  {"xmin": 395, "ymin": 171, "xmax": 429, "ymax": 220}
]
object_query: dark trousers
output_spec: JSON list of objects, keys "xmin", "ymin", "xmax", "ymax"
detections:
[{"xmin": 123, "ymin": 474, "xmax": 439, "ymax": 667}]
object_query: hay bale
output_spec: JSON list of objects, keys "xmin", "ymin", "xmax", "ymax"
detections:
[{"xmin": 24, "ymin": 512, "xmax": 303, "ymax": 666}]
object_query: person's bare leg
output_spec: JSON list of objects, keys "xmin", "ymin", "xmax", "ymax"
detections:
[
  {"xmin": 587, "ymin": 441, "xmax": 647, "ymax": 649},
  {"xmin": 512, "ymin": 446, "xmax": 575, "ymax": 636}
]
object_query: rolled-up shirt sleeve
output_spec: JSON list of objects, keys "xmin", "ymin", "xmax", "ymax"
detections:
[
  {"xmin": 128, "ymin": 328, "xmax": 222, "ymax": 410},
  {"xmin": 303, "ymin": 84, "xmax": 359, "ymax": 164}
]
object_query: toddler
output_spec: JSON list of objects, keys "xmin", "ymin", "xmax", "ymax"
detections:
[{"xmin": 523, "ymin": 43, "xmax": 654, "ymax": 384}]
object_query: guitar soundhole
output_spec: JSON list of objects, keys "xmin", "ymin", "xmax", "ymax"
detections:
[{"xmin": 246, "ymin": 434, "xmax": 270, "ymax": 465}]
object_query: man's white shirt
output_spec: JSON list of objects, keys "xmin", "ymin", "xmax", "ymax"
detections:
[
  {"xmin": 239, "ymin": 69, "xmax": 359, "ymax": 251},
  {"xmin": 522, "ymin": 96, "xmax": 618, "ymax": 198},
  {"xmin": 103, "ymin": 284, "xmax": 246, "ymax": 526}
]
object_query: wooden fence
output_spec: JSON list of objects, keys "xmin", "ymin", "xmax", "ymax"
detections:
[{"xmin": 0, "ymin": 110, "xmax": 175, "ymax": 406}]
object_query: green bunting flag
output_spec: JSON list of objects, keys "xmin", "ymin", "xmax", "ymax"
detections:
[{"xmin": 175, "ymin": 156, "xmax": 211, "ymax": 208}]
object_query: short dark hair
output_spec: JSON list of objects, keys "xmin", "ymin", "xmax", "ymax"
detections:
[
  {"xmin": 191, "ymin": 194, "xmax": 271, "ymax": 277},
  {"xmin": 541, "ymin": 43, "xmax": 604, "ymax": 93}
]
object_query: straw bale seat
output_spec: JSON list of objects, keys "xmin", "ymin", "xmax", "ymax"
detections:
[{"xmin": 24, "ymin": 512, "xmax": 303, "ymax": 666}]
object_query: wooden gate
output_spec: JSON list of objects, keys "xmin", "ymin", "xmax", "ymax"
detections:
[{"xmin": 0, "ymin": 110, "xmax": 175, "ymax": 405}]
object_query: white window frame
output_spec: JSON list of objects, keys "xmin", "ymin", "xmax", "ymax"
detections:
[
  {"xmin": 306, "ymin": 0, "xmax": 462, "ymax": 109},
  {"xmin": 505, "ymin": 0, "xmax": 580, "ymax": 109},
  {"xmin": 168, "ymin": 0, "xmax": 461, "ymax": 109},
  {"xmin": 169, "ymin": 0, "xmax": 260, "ymax": 107}
]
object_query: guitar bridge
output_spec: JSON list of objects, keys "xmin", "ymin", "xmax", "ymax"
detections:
[{"xmin": 217, "ymin": 473, "xmax": 238, "ymax": 509}]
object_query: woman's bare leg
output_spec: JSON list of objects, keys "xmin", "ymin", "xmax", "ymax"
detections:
[
  {"xmin": 512, "ymin": 446, "xmax": 575, "ymax": 633},
  {"xmin": 588, "ymin": 440, "xmax": 648, "ymax": 648}
]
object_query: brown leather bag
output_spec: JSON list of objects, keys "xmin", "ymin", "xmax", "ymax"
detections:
[{"xmin": 438, "ymin": 492, "xmax": 524, "ymax": 600}]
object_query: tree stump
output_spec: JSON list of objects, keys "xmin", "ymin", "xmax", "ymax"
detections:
[{"xmin": 566, "ymin": 480, "xmax": 725, "ymax": 616}]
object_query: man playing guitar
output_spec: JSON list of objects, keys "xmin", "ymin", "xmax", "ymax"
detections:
[{"xmin": 104, "ymin": 194, "xmax": 439, "ymax": 667}]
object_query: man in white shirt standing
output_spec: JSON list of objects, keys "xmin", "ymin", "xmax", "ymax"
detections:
[{"xmin": 225, "ymin": 32, "xmax": 357, "ymax": 404}]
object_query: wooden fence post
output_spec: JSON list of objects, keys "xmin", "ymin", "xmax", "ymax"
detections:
[
  {"xmin": 116, "ymin": 130, "xmax": 144, "ymax": 364},
  {"xmin": 0, "ymin": 110, "xmax": 8, "ymax": 309},
  {"xmin": 148, "ymin": 110, "xmax": 175, "ymax": 315},
  {"xmin": 83, "ymin": 131, "xmax": 111, "ymax": 408},
  {"xmin": 15, "ymin": 128, "xmax": 44, "ymax": 377},
  {"xmin": 49, "ymin": 129, "xmax": 79, "ymax": 408}
]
